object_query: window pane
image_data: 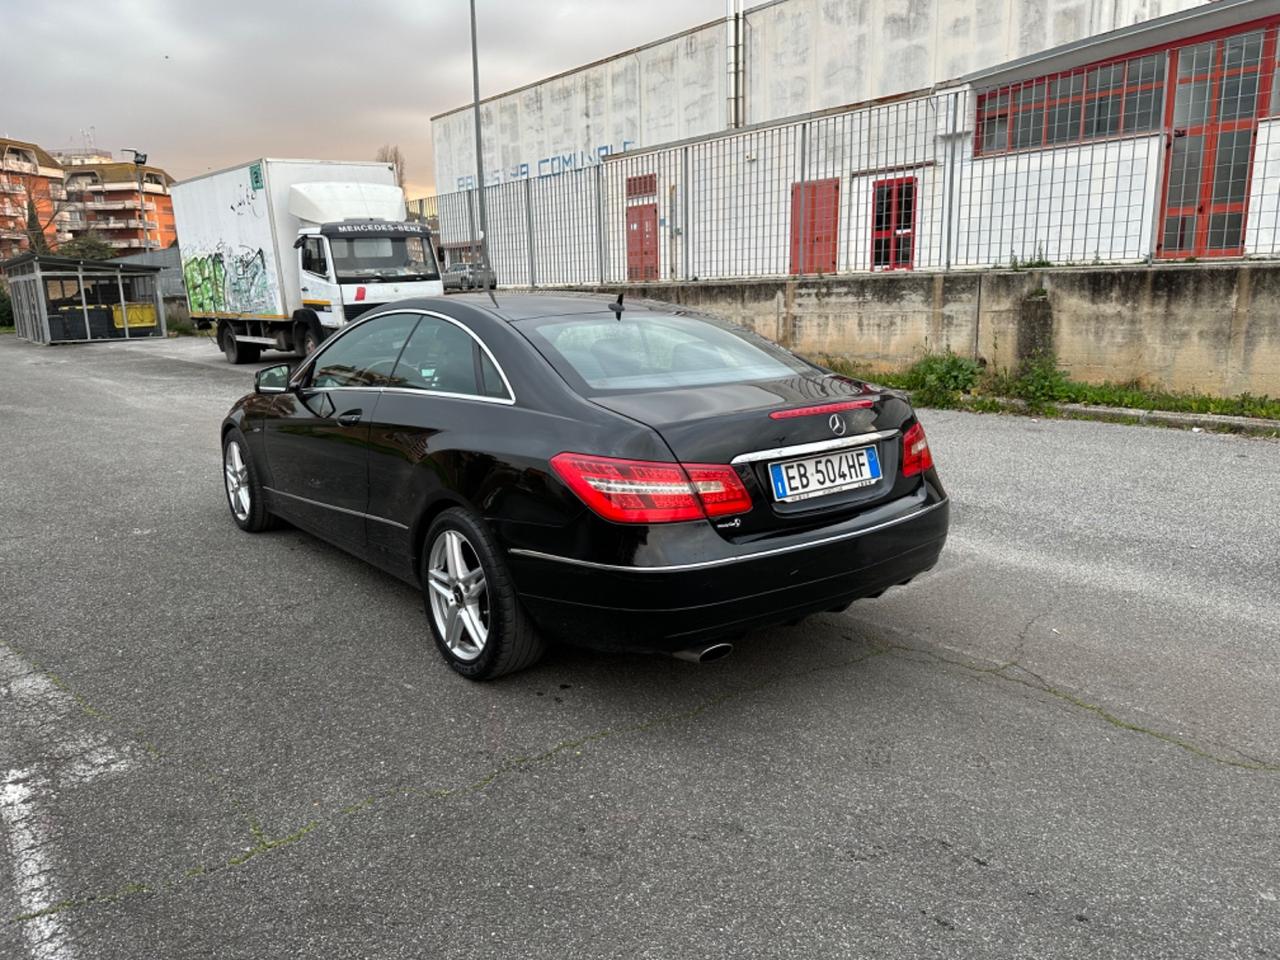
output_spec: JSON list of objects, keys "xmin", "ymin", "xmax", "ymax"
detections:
[
  {"xmin": 1047, "ymin": 101, "xmax": 1083, "ymax": 143},
  {"xmin": 1174, "ymin": 80, "xmax": 1211, "ymax": 127},
  {"xmin": 1128, "ymin": 54, "xmax": 1165, "ymax": 86},
  {"xmin": 1222, "ymin": 31, "xmax": 1263, "ymax": 70},
  {"xmin": 1050, "ymin": 73, "xmax": 1084, "ymax": 97},
  {"xmin": 1085, "ymin": 94, "xmax": 1123, "ymax": 137},
  {"xmin": 1177, "ymin": 41, "xmax": 1216, "ymax": 79},
  {"xmin": 516, "ymin": 314, "xmax": 808, "ymax": 393},
  {"xmin": 1166, "ymin": 135, "xmax": 1204, "ymax": 208},
  {"xmin": 1206, "ymin": 212, "xmax": 1244, "ymax": 250},
  {"xmin": 1013, "ymin": 107, "xmax": 1044, "ymax": 148},
  {"xmin": 312, "ymin": 313, "xmax": 419, "ymax": 388},
  {"xmin": 873, "ymin": 237, "xmax": 891, "ymax": 267},
  {"xmin": 1211, "ymin": 130, "xmax": 1252, "ymax": 206},
  {"xmin": 1162, "ymin": 215, "xmax": 1197, "ymax": 252},
  {"xmin": 477, "ymin": 349, "xmax": 510, "ymax": 400},
  {"xmin": 390, "ymin": 316, "xmax": 481, "ymax": 395},
  {"xmin": 895, "ymin": 234, "xmax": 913, "ymax": 267},
  {"xmin": 1086, "ymin": 63, "xmax": 1123, "ymax": 93},
  {"xmin": 1016, "ymin": 82, "xmax": 1045, "ymax": 106},
  {"xmin": 982, "ymin": 117, "xmax": 1009, "ymax": 153},
  {"xmin": 873, "ymin": 186, "xmax": 891, "ymax": 230},
  {"xmin": 1122, "ymin": 88, "xmax": 1160, "ymax": 132},
  {"xmin": 896, "ymin": 182, "xmax": 915, "ymax": 231},
  {"xmin": 1218, "ymin": 73, "xmax": 1259, "ymax": 121}
]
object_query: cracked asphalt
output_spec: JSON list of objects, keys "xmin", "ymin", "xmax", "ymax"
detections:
[{"xmin": 1, "ymin": 333, "xmax": 1278, "ymax": 959}]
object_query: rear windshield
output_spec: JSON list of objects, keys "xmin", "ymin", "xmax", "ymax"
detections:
[{"xmin": 515, "ymin": 312, "xmax": 811, "ymax": 394}]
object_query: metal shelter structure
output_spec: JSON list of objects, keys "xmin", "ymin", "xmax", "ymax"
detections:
[{"xmin": 1, "ymin": 254, "xmax": 167, "ymax": 345}]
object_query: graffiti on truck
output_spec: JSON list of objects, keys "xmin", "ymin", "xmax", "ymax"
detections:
[{"xmin": 182, "ymin": 244, "xmax": 278, "ymax": 316}]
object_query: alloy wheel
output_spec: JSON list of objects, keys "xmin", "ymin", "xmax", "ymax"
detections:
[
  {"xmin": 224, "ymin": 440, "xmax": 250, "ymax": 521},
  {"xmin": 426, "ymin": 529, "xmax": 490, "ymax": 661}
]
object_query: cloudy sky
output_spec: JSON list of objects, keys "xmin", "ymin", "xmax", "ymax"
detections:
[{"xmin": 10, "ymin": 0, "xmax": 734, "ymax": 197}]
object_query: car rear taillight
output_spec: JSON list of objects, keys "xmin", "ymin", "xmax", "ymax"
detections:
[
  {"xmin": 550, "ymin": 453, "xmax": 752, "ymax": 524},
  {"xmin": 901, "ymin": 422, "xmax": 934, "ymax": 477}
]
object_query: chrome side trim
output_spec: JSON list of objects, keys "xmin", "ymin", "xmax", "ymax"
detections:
[
  {"xmin": 380, "ymin": 386, "xmax": 515, "ymax": 406},
  {"xmin": 729, "ymin": 429, "xmax": 900, "ymax": 465},
  {"xmin": 263, "ymin": 486, "xmax": 409, "ymax": 530},
  {"xmin": 507, "ymin": 497, "xmax": 947, "ymax": 573}
]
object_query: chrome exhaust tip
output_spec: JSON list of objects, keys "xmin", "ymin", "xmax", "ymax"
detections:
[{"xmin": 671, "ymin": 642, "xmax": 734, "ymax": 664}]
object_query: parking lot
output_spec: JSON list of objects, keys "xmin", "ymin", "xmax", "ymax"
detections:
[{"xmin": 1, "ymin": 332, "xmax": 1278, "ymax": 959}]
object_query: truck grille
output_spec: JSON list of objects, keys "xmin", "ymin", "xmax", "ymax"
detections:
[{"xmin": 343, "ymin": 303, "xmax": 378, "ymax": 322}]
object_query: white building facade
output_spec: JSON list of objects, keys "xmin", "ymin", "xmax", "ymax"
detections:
[{"xmin": 432, "ymin": 0, "xmax": 1280, "ymax": 284}]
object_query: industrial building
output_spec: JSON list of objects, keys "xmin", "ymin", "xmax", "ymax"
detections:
[{"xmin": 428, "ymin": 0, "xmax": 1280, "ymax": 284}]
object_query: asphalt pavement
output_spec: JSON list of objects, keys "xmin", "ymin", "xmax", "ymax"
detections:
[{"xmin": 1, "ymin": 333, "xmax": 1277, "ymax": 959}]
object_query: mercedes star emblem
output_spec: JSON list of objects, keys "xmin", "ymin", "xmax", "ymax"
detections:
[{"xmin": 829, "ymin": 413, "xmax": 846, "ymax": 436}]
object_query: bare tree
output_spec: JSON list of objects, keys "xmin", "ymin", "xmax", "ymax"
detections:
[{"xmin": 376, "ymin": 144, "xmax": 407, "ymax": 188}]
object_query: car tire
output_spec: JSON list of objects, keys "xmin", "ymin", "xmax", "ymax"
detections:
[
  {"xmin": 222, "ymin": 428, "xmax": 276, "ymax": 532},
  {"xmin": 422, "ymin": 507, "xmax": 544, "ymax": 680},
  {"xmin": 221, "ymin": 326, "xmax": 260, "ymax": 365}
]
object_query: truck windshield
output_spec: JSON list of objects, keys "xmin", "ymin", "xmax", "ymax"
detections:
[{"xmin": 330, "ymin": 236, "xmax": 440, "ymax": 283}]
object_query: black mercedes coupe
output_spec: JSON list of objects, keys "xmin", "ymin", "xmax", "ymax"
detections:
[{"xmin": 221, "ymin": 294, "xmax": 949, "ymax": 679}]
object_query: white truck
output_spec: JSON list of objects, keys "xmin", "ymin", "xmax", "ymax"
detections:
[{"xmin": 171, "ymin": 158, "xmax": 443, "ymax": 363}]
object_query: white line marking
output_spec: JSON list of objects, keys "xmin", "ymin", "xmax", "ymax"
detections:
[
  {"xmin": 2, "ymin": 769, "xmax": 76, "ymax": 960},
  {"xmin": 1, "ymin": 646, "xmax": 139, "ymax": 960}
]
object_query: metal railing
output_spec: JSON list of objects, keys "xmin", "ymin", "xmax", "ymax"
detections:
[{"xmin": 430, "ymin": 23, "xmax": 1280, "ymax": 285}]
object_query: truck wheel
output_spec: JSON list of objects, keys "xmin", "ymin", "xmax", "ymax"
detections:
[
  {"xmin": 299, "ymin": 326, "xmax": 322, "ymax": 357},
  {"xmin": 220, "ymin": 325, "xmax": 260, "ymax": 365}
]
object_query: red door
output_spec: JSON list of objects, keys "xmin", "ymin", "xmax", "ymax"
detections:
[
  {"xmin": 790, "ymin": 178, "xmax": 840, "ymax": 274},
  {"xmin": 626, "ymin": 203, "xmax": 659, "ymax": 281},
  {"xmin": 1158, "ymin": 28, "xmax": 1277, "ymax": 258}
]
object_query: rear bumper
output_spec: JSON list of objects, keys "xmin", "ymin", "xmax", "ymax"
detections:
[{"xmin": 507, "ymin": 496, "xmax": 948, "ymax": 653}]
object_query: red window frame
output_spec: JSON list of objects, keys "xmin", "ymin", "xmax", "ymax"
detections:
[
  {"xmin": 871, "ymin": 176, "xmax": 916, "ymax": 271},
  {"xmin": 625, "ymin": 174, "xmax": 657, "ymax": 198},
  {"xmin": 975, "ymin": 53, "xmax": 1167, "ymax": 156},
  {"xmin": 1156, "ymin": 26, "xmax": 1279, "ymax": 258}
]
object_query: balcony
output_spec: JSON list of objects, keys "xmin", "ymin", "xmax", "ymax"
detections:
[
  {"xmin": 0, "ymin": 178, "xmax": 23, "ymax": 195},
  {"xmin": 0, "ymin": 158, "xmax": 37, "ymax": 174}
]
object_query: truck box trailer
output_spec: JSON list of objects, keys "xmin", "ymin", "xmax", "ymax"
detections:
[{"xmin": 172, "ymin": 158, "xmax": 443, "ymax": 363}]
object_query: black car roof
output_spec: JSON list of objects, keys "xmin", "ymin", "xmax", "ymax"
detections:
[{"xmin": 388, "ymin": 292, "xmax": 686, "ymax": 323}]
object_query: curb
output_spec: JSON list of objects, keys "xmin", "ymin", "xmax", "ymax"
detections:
[{"xmin": 927, "ymin": 395, "xmax": 1280, "ymax": 436}]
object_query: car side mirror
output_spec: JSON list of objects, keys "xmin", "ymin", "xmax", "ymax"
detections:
[{"xmin": 255, "ymin": 363, "xmax": 292, "ymax": 395}]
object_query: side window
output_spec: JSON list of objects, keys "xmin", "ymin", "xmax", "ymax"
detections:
[
  {"xmin": 310, "ymin": 313, "xmax": 419, "ymax": 388},
  {"xmin": 390, "ymin": 316, "xmax": 509, "ymax": 399},
  {"xmin": 301, "ymin": 237, "xmax": 328, "ymax": 277},
  {"xmin": 477, "ymin": 348, "xmax": 511, "ymax": 399}
]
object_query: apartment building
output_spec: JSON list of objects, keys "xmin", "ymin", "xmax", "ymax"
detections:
[
  {"xmin": 62, "ymin": 162, "xmax": 176, "ymax": 253},
  {"xmin": 0, "ymin": 138, "xmax": 68, "ymax": 260}
]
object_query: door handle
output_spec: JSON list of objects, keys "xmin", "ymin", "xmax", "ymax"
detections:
[{"xmin": 336, "ymin": 409, "xmax": 363, "ymax": 426}]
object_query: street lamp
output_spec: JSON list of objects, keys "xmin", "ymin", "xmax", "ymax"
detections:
[
  {"xmin": 469, "ymin": 0, "xmax": 492, "ymax": 278},
  {"xmin": 122, "ymin": 148, "xmax": 149, "ymax": 251}
]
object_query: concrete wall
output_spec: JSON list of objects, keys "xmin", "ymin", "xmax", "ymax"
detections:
[
  {"xmin": 742, "ymin": 0, "xmax": 1205, "ymax": 123},
  {"xmin": 575, "ymin": 264, "xmax": 1280, "ymax": 396},
  {"xmin": 432, "ymin": 20, "xmax": 726, "ymax": 193}
]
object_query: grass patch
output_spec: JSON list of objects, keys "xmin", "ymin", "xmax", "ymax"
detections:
[
  {"xmin": 811, "ymin": 350, "xmax": 1280, "ymax": 420},
  {"xmin": 0, "ymin": 325, "xmax": 14, "ymax": 335}
]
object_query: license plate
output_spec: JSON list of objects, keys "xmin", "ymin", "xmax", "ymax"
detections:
[{"xmin": 768, "ymin": 445, "xmax": 882, "ymax": 502}]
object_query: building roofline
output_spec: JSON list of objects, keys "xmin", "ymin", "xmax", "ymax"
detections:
[
  {"xmin": 430, "ymin": 15, "xmax": 725, "ymax": 122},
  {"xmin": 0, "ymin": 137, "xmax": 61, "ymax": 170},
  {"xmin": 958, "ymin": 0, "xmax": 1280, "ymax": 85}
]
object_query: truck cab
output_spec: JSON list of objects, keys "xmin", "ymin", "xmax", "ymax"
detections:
[{"xmin": 288, "ymin": 183, "xmax": 442, "ymax": 356}]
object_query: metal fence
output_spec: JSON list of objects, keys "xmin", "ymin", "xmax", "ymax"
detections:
[{"xmin": 427, "ymin": 22, "xmax": 1280, "ymax": 286}]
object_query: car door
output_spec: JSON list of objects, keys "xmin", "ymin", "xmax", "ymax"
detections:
[
  {"xmin": 262, "ymin": 312, "xmax": 420, "ymax": 552},
  {"xmin": 363, "ymin": 311, "xmax": 516, "ymax": 580}
]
